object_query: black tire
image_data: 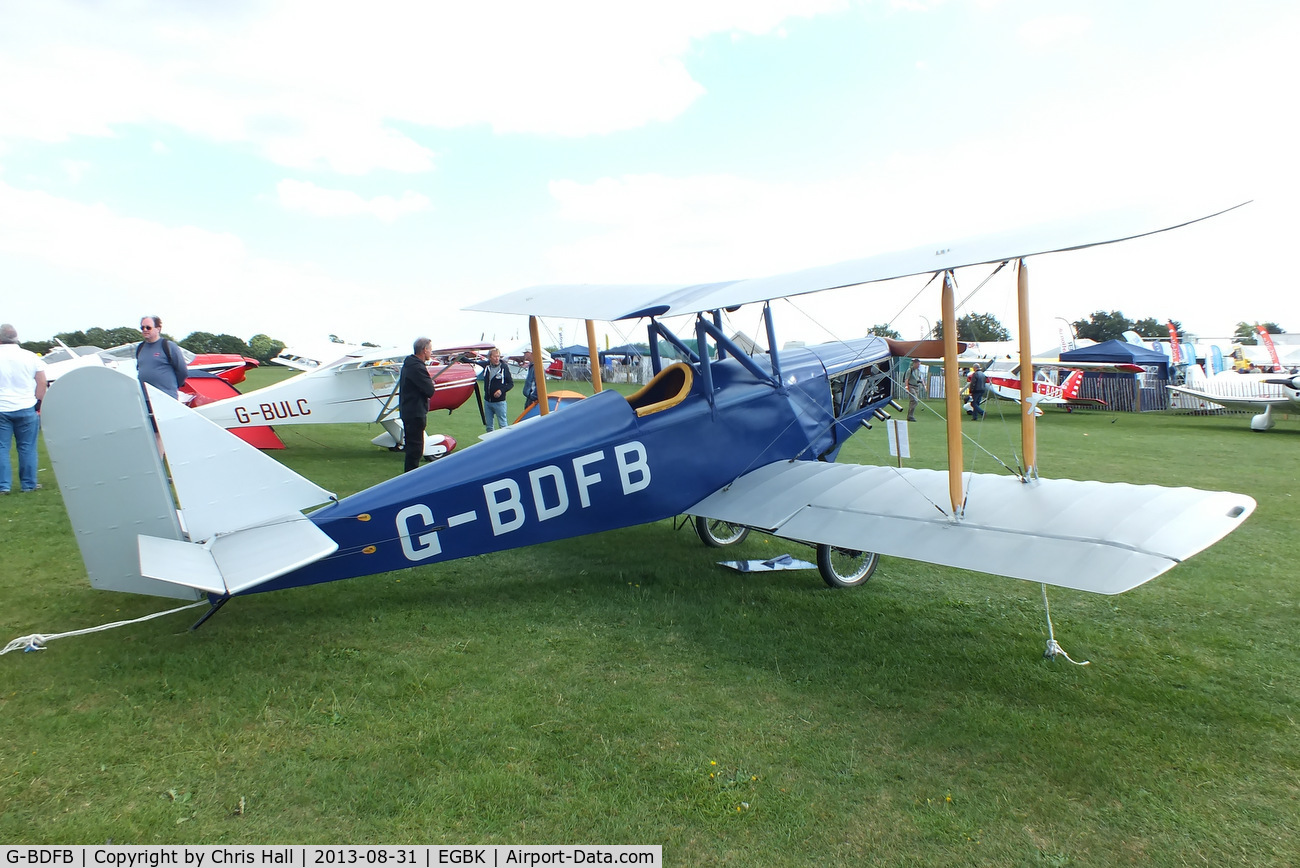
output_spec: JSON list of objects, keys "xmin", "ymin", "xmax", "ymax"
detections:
[
  {"xmin": 816, "ymin": 544, "xmax": 879, "ymax": 588},
  {"xmin": 694, "ymin": 516, "xmax": 751, "ymax": 547}
]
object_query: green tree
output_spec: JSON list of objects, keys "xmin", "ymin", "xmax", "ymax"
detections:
[
  {"xmin": 247, "ymin": 334, "xmax": 286, "ymax": 363},
  {"xmin": 868, "ymin": 324, "xmax": 901, "ymax": 339},
  {"xmin": 1233, "ymin": 321, "xmax": 1286, "ymax": 345},
  {"xmin": 179, "ymin": 331, "xmax": 218, "ymax": 353},
  {"xmin": 52, "ymin": 330, "xmax": 90, "ymax": 347},
  {"xmin": 1073, "ymin": 310, "xmax": 1133, "ymax": 342},
  {"xmin": 934, "ymin": 312, "xmax": 1010, "ymax": 341},
  {"xmin": 1130, "ymin": 317, "xmax": 1163, "ymax": 338},
  {"xmin": 210, "ymin": 334, "xmax": 253, "ymax": 356}
]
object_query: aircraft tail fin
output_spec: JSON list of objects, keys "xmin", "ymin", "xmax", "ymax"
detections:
[
  {"xmin": 43, "ymin": 367, "xmax": 337, "ymax": 599},
  {"xmin": 1061, "ymin": 369, "xmax": 1085, "ymax": 400}
]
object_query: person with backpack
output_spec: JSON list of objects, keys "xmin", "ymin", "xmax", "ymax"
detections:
[{"xmin": 136, "ymin": 315, "xmax": 188, "ymax": 399}]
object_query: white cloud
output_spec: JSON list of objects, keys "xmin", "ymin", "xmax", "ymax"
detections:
[
  {"xmin": 0, "ymin": 180, "xmax": 431, "ymax": 345},
  {"xmin": 276, "ymin": 179, "xmax": 431, "ymax": 221},
  {"xmin": 0, "ymin": 0, "xmax": 848, "ymax": 174}
]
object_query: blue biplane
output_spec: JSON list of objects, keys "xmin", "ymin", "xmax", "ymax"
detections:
[{"xmin": 42, "ymin": 202, "xmax": 1255, "ymax": 629}]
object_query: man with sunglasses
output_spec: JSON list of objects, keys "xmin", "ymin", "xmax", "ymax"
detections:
[{"xmin": 136, "ymin": 315, "xmax": 188, "ymax": 399}]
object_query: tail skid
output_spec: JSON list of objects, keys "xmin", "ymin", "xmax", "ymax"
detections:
[{"xmin": 44, "ymin": 367, "xmax": 337, "ymax": 600}]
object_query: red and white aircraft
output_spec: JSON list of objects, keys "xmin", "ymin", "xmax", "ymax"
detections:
[{"xmin": 977, "ymin": 362, "xmax": 1143, "ymax": 415}]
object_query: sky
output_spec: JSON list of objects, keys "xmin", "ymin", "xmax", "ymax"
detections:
[{"xmin": 2, "ymin": 0, "xmax": 1297, "ymax": 355}]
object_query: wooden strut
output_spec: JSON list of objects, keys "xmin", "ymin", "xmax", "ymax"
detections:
[
  {"xmin": 529, "ymin": 316, "xmax": 550, "ymax": 415},
  {"xmin": 1016, "ymin": 258, "xmax": 1037, "ymax": 478},
  {"xmin": 941, "ymin": 271, "xmax": 964, "ymax": 516},
  {"xmin": 586, "ymin": 319, "xmax": 603, "ymax": 394}
]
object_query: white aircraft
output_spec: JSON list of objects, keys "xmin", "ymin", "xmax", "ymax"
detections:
[
  {"xmin": 1168, "ymin": 366, "xmax": 1300, "ymax": 431},
  {"xmin": 271, "ymin": 339, "xmax": 371, "ymax": 371},
  {"xmin": 192, "ymin": 342, "xmax": 491, "ymax": 454}
]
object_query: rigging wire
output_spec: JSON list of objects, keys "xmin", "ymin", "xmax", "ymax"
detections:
[{"xmin": 1041, "ymin": 583, "xmax": 1090, "ymax": 666}]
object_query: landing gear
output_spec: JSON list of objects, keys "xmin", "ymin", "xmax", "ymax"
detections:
[
  {"xmin": 694, "ymin": 516, "xmax": 751, "ymax": 547},
  {"xmin": 815, "ymin": 545, "xmax": 879, "ymax": 588}
]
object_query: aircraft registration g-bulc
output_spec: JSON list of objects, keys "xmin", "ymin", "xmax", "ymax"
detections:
[
  {"xmin": 41, "ymin": 202, "xmax": 1256, "ymax": 630},
  {"xmin": 189, "ymin": 342, "xmax": 491, "ymax": 450}
]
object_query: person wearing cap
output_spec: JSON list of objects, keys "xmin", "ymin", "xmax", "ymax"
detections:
[{"xmin": 0, "ymin": 323, "xmax": 48, "ymax": 494}]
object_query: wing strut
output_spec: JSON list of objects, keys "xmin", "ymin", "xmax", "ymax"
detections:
[
  {"xmin": 941, "ymin": 271, "xmax": 964, "ymax": 516},
  {"xmin": 1017, "ymin": 258, "xmax": 1037, "ymax": 478},
  {"xmin": 585, "ymin": 319, "xmax": 604, "ymax": 394},
  {"xmin": 529, "ymin": 315, "xmax": 550, "ymax": 415}
]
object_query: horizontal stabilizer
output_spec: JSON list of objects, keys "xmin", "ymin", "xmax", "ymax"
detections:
[
  {"xmin": 138, "ymin": 516, "xmax": 338, "ymax": 596},
  {"xmin": 689, "ymin": 462, "xmax": 1255, "ymax": 595}
]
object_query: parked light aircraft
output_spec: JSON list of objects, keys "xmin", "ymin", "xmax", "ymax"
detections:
[
  {"xmin": 1168, "ymin": 366, "xmax": 1300, "ymax": 431},
  {"xmin": 40, "ymin": 203, "xmax": 1255, "ymax": 631},
  {"xmin": 978, "ymin": 362, "xmax": 1144, "ymax": 415},
  {"xmin": 191, "ymin": 342, "xmax": 491, "ymax": 454},
  {"xmin": 41, "ymin": 341, "xmax": 259, "ymax": 386}
]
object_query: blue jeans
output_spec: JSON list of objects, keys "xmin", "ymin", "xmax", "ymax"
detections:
[
  {"xmin": 0, "ymin": 406, "xmax": 40, "ymax": 492},
  {"xmin": 485, "ymin": 401, "xmax": 508, "ymax": 432}
]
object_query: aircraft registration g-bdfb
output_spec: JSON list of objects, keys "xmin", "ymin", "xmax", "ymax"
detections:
[{"xmin": 40, "ymin": 202, "xmax": 1256, "ymax": 632}]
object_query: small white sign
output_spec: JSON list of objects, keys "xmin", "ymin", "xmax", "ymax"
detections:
[{"xmin": 886, "ymin": 419, "xmax": 910, "ymax": 458}]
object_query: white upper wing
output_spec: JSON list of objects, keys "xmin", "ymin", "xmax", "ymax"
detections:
[
  {"xmin": 467, "ymin": 202, "xmax": 1248, "ymax": 321},
  {"xmin": 689, "ymin": 462, "xmax": 1255, "ymax": 595}
]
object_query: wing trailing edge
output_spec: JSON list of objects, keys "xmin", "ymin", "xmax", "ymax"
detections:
[{"xmin": 689, "ymin": 462, "xmax": 1255, "ymax": 595}]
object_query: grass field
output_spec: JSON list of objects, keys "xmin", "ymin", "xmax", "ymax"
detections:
[{"xmin": 2, "ymin": 366, "xmax": 1297, "ymax": 865}]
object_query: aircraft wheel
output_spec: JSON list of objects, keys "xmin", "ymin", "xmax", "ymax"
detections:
[
  {"xmin": 816, "ymin": 545, "xmax": 879, "ymax": 588},
  {"xmin": 694, "ymin": 516, "xmax": 750, "ymax": 547}
]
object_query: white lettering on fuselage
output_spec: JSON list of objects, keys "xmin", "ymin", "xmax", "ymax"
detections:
[
  {"xmin": 396, "ymin": 503, "xmax": 442, "ymax": 560},
  {"xmin": 233, "ymin": 399, "xmax": 311, "ymax": 424},
  {"xmin": 395, "ymin": 441, "xmax": 654, "ymax": 560},
  {"xmin": 483, "ymin": 442, "xmax": 650, "ymax": 536}
]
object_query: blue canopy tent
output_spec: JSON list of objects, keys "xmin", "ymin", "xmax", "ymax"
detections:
[
  {"xmin": 1060, "ymin": 340, "xmax": 1171, "ymax": 410},
  {"xmin": 551, "ymin": 344, "xmax": 592, "ymax": 365},
  {"xmin": 598, "ymin": 343, "xmax": 645, "ymax": 364}
]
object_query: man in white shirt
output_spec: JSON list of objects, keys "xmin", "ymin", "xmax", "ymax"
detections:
[{"xmin": 0, "ymin": 324, "xmax": 48, "ymax": 494}]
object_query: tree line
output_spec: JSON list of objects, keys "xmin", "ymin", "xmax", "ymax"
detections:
[
  {"xmin": 20, "ymin": 326, "xmax": 287, "ymax": 364},
  {"xmin": 873, "ymin": 312, "xmax": 1287, "ymax": 344}
]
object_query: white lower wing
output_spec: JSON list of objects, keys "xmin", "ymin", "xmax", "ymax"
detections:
[{"xmin": 688, "ymin": 462, "xmax": 1254, "ymax": 595}]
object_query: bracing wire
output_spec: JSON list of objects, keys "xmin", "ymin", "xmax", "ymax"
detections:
[{"xmin": 1041, "ymin": 584, "xmax": 1090, "ymax": 666}]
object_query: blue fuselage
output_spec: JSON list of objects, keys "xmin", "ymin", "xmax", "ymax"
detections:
[{"xmin": 251, "ymin": 338, "xmax": 893, "ymax": 594}]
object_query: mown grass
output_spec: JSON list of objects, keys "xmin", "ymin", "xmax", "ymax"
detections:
[{"xmin": 1, "ymin": 367, "xmax": 1297, "ymax": 865}]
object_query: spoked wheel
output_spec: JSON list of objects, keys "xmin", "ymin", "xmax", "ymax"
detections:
[
  {"xmin": 694, "ymin": 516, "xmax": 751, "ymax": 547},
  {"xmin": 816, "ymin": 544, "xmax": 879, "ymax": 588}
]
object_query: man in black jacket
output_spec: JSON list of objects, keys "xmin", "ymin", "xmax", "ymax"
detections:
[
  {"xmin": 399, "ymin": 337, "xmax": 435, "ymax": 472},
  {"xmin": 481, "ymin": 347, "xmax": 513, "ymax": 432}
]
